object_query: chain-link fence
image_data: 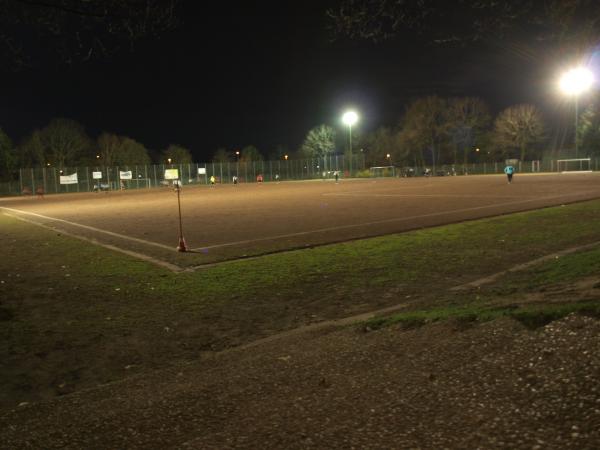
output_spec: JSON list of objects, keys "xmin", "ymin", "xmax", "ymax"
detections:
[
  {"xmin": 3, "ymin": 156, "xmax": 599, "ymax": 197},
  {"xmin": 9, "ymin": 154, "xmax": 365, "ymax": 196}
]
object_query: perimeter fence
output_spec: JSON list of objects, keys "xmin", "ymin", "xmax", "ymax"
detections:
[
  {"xmin": 3, "ymin": 154, "xmax": 364, "ymax": 196},
  {"xmin": 2, "ymin": 156, "xmax": 598, "ymax": 197}
]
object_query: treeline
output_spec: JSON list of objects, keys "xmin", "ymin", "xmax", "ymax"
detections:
[
  {"xmin": 4, "ymin": 94, "xmax": 600, "ymax": 181},
  {"xmin": 0, "ymin": 118, "xmax": 194, "ymax": 181},
  {"xmin": 297, "ymin": 95, "xmax": 600, "ymax": 168}
]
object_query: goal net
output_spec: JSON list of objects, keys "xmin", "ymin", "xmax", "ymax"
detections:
[
  {"xmin": 369, "ymin": 166, "xmax": 396, "ymax": 177},
  {"xmin": 557, "ymin": 158, "xmax": 592, "ymax": 173}
]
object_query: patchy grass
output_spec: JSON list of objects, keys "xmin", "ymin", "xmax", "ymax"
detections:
[
  {"xmin": 364, "ymin": 300, "xmax": 600, "ymax": 332},
  {"xmin": 2, "ymin": 199, "xmax": 600, "ymax": 409}
]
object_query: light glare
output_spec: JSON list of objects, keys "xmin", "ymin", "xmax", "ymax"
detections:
[
  {"xmin": 342, "ymin": 111, "xmax": 358, "ymax": 126},
  {"xmin": 559, "ymin": 67, "xmax": 594, "ymax": 95}
]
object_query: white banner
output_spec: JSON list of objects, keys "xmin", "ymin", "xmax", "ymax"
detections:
[
  {"xmin": 164, "ymin": 169, "xmax": 179, "ymax": 180},
  {"xmin": 92, "ymin": 171, "xmax": 102, "ymax": 180},
  {"xmin": 119, "ymin": 171, "xmax": 132, "ymax": 180},
  {"xmin": 198, "ymin": 167, "xmax": 206, "ymax": 175},
  {"xmin": 59, "ymin": 173, "xmax": 78, "ymax": 185}
]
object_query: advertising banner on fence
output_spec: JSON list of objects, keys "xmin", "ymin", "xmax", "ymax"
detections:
[
  {"xmin": 92, "ymin": 171, "xmax": 102, "ymax": 179},
  {"xmin": 59, "ymin": 173, "xmax": 78, "ymax": 185},
  {"xmin": 198, "ymin": 167, "xmax": 206, "ymax": 175},
  {"xmin": 119, "ymin": 171, "xmax": 132, "ymax": 180},
  {"xmin": 164, "ymin": 169, "xmax": 179, "ymax": 180}
]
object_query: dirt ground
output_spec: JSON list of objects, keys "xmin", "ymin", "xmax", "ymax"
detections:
[
  {"xmin": 1, "ymin": 313, "xmax": 598, "ymax": 449},
  {"xmin": 2, "ymin": 173, "xmax": 600, "ymax": 267}
]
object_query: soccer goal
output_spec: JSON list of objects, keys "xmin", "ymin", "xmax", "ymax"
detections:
[
  {"xmin": 369, "ymin": 166, "xmax": 396, "ymax": 177},
  {"xmin": 557, "ymin": 158, "xmax": 592, "ymax": 173}
]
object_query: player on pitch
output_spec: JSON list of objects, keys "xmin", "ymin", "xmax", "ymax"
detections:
[{"xmin": 504, "ymin": 164, "xmax": 515, "ymax": 184}]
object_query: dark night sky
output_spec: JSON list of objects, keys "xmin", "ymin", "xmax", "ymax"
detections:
[{"xmin": 0, "ymin": 2, "xmax": 593, "ymax": 160}]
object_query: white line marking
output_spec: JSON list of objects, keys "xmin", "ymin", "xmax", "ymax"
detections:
[
  {"xmin": 323, "ymin": 192, "xmax": 530, "ymax": 199},
  {"xmin": 451, "ymin": 240, "xmax": 600, "ymax": 290},
  {"xmin": 191, "ymin": 193, "xmax": 580, "ymax": 251},
  {"xmin": 0, "ymin": 206, "xmax": 174, "ymax": 251},
  {"xmin": 3, "ymin": 212, "xmax": 184, "ymax": 272}
]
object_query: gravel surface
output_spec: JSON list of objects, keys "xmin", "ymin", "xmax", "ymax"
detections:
[{"xmin": 1, "ymin": 314, "xmax": 599, "ymax": 449}]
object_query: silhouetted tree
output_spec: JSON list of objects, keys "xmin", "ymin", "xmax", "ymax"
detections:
[
  {"xmin": 577, "ymin": 101, "xmax": 600, "ymax": 156},
  {"xmin": 163, "ymin": 144, "xmax": 193, "ymax": 164},
  {"xmin": 35, "ymin": 118, "xmax": 91, "ymax": 168},
  {"xmin": 212, "ymin": 148, "xmax": 231, "ymax": 163},
  {"xmin": 492, "ymin": 104, "xmax": 545, "ymax": 161},
  {"xmin": 300, "ymin": 125, "xmax": 336, "ymax": 159},
  {"xmin": 0, "ymin": 127, "xmax": 15, "ymax": 180},
  {"xmin": 328, "ymin": 0, "xmax": 600, "ymax": 48},
  {"xmin": 398, "ymin": 96, "xmax": 450, "ymax": 167},
  {"xmin": 240, "ymin": 145, "xmax": 263, "ymax": 162},
  {"xmin": 447, "ymin": 97, "xmax": 491, "ymax": 164},
  {"xmin": 0, "ymin": 0, "xmax": 180, "ymax": 69}
]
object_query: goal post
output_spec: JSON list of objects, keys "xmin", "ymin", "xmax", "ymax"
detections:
[
  {"xmin": 556, "ymin": 158, "xmax": 592, "ymax": 173},
  {"xmin": 369, "ymin": 166, "xmax": 396, "ymax": 177}
]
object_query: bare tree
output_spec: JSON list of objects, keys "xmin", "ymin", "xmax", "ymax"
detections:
[
  {"xmin": 40, "ymin": 118, "xmax": 91, "ymax": 167},
  {"xmin": 398, "ymin": 96, "xmax": 450, "ymax": 168},
  {"xmin": 447, "ymin": 97, "xmax": 491, "ymax": 164},
  {"xmin": 97, "ymin": 132, "xmax": 121, "ymax": 167},
  {"xmin": 0, "ymin": 0, "xmax": 180, "ymax": 69},
  {"xmin": 492, "ymin": 104, "xmax": 545, "ymax": 161},
  {"xmin": 327, "ymin": 0, "xmax": 600, "ymax": 48},
  {"xmin": 360, "ymin": 126, "xmax": 403, "ymax": 166},
  {"xmin": 18, "ymin": 130, "xmax": 45, "ymax": 167}
]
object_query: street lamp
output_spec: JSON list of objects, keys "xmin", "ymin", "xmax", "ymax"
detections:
[
  {"xmin": 559, "ymin": 67, "xmax": 594, "ymax": 157},
  {"xmin": 342, "ymin": 111, "xmax": 358, "ymax": 175}
]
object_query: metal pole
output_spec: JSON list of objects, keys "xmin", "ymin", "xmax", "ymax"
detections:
[
  {"xmin": 575, "ymin": 96, "xmax": 579, "ymax": 159},
  {"xmin": 176, "ymin": 180, "xmax": 188, "ymax": 252},
  {"xmin": 348, "ymin": 124, "xmax": 353, "ymax": 175}
]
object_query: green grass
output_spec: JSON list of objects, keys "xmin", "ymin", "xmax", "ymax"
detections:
[
  {"xmin": 364, "ymin": 300, "xmax": 600, "ymax": 332},
  {"xmin": 1, "ymin": 199, "xmax": 600, "ymax": 408}
]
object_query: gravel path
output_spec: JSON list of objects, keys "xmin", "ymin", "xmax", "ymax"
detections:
[{"xmin": 1, "ymin": 314, "xmax": 599, "ymax": 449}]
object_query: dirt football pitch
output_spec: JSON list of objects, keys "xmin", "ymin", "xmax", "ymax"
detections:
[{"xmin": 2, "ymin": 173, "xmax": 600, "ymax": 269}]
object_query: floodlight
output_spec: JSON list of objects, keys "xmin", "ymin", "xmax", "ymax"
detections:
[
  {"xmin": 559, "ymin": 67, "xmax": 594, "ymax": 96},
  {"xmin": 342, "ymin": 111, "xmax": 358, "ymax": 126}
]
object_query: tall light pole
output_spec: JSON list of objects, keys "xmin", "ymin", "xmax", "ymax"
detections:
[
  {"xmin": 342, "ymin": 111, "xmax": 358, "ymax": 175},
  {"xmin": 559, "ymin": 67, "xmax": 594, "ymax": 158}
]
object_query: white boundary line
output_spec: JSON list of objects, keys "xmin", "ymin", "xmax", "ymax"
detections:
[
  {"xmin": 0, "ymin": 206, "xmax": 174, "ymax": 251},
  {"xmin": 451, "ymin": 240, "xmax": 600, "ymax": 290},
  {"xmin": 323, "ymin": 192, "xmax": 531, "ymax": 199},
  {"xmin": 3, "ymin": 212, "xmax": 184, "ymax": 273},
  {"xmin": 190, "ymin": 194, "xmax": 576, "ymax": 251}
]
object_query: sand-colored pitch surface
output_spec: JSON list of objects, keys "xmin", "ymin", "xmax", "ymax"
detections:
[{"xmin": 2, "ymin": 173, "xmax": 600, "ymax": 268}]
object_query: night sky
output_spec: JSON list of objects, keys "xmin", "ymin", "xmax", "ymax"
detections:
[{"xmin": 0, "ymin": 2, "xmax": 593, "ymax": 160}]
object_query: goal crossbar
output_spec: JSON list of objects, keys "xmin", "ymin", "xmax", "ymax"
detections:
[
  {"xmin": 369, "ymin": 166, "xmax": 396, "ymax": 177},
  {"xmin": 557, "ymin": 158, "xmax": 592, "ymax": 173}
]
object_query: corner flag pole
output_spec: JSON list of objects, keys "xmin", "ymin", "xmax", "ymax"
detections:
[{"xmin": 176, "ymin": 181, "xmax": 188, "ymax": 252}]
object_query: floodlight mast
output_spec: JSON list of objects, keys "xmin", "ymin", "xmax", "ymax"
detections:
[
  {"xmin": 559, "ymin": 67, "xmax": 594, "ymax": 158},
  {"xmin": 342, "ymin": 111, "xmax": 359, "ymax": 175}
]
